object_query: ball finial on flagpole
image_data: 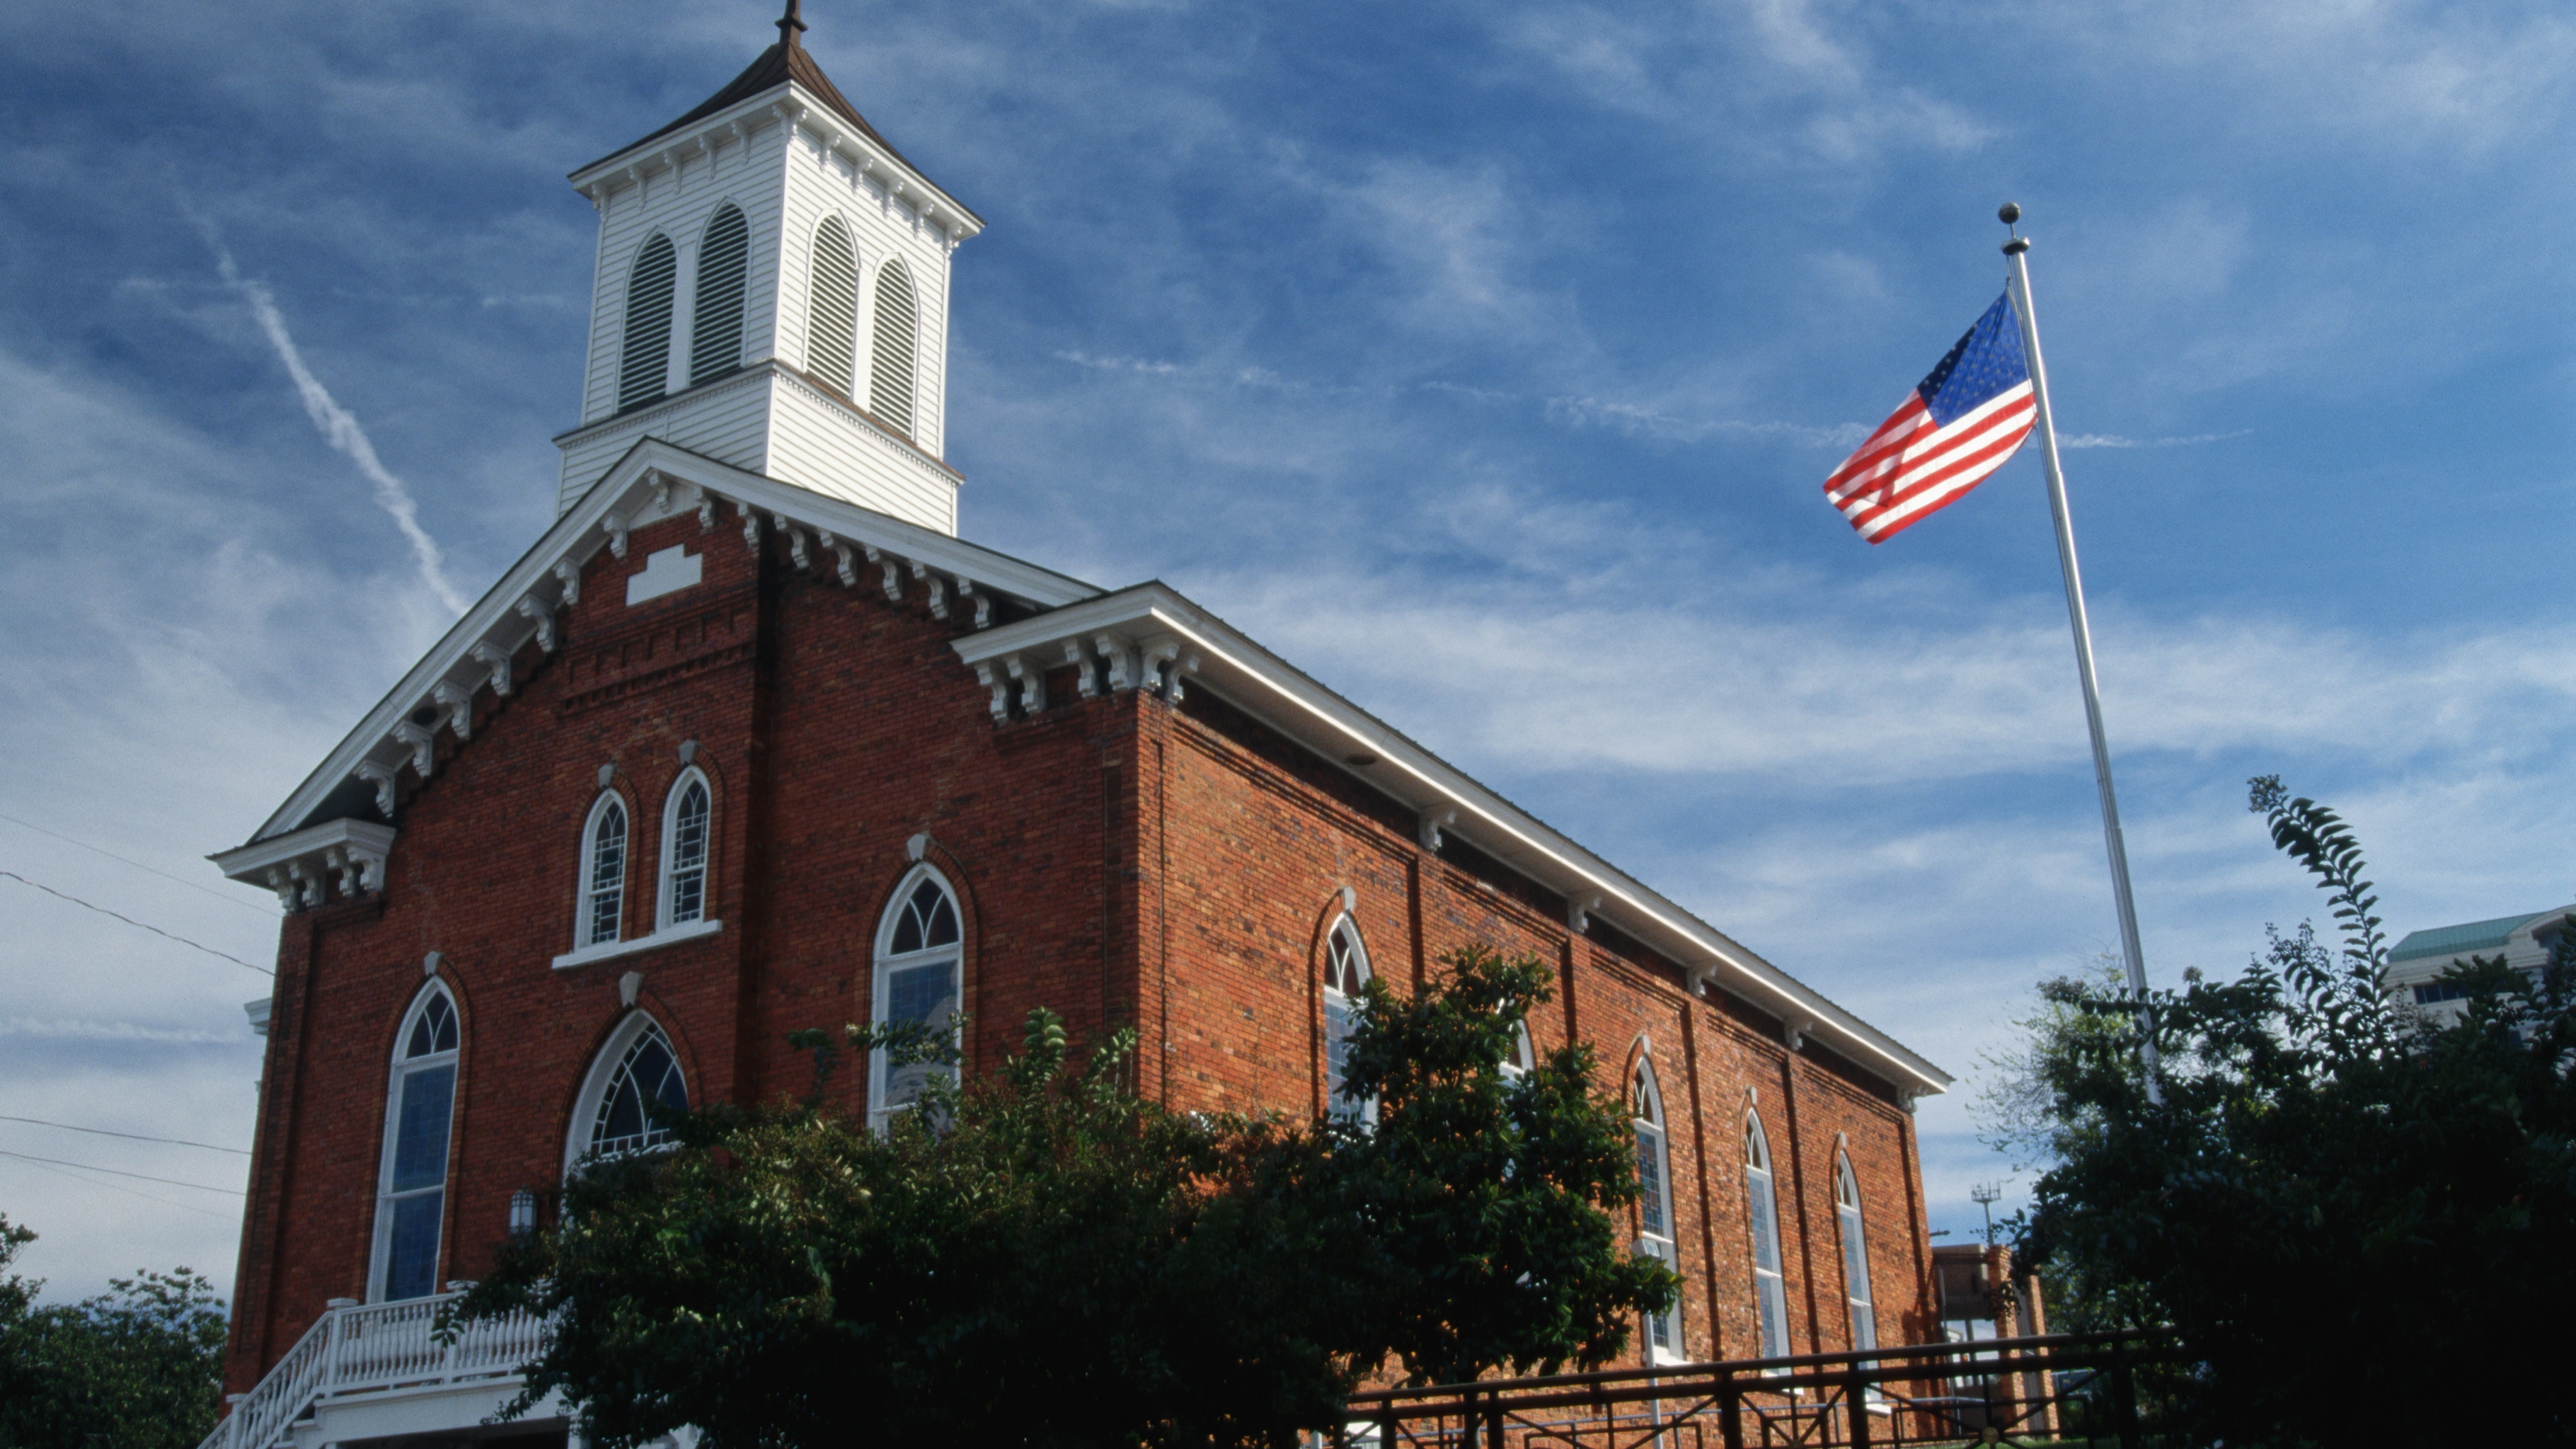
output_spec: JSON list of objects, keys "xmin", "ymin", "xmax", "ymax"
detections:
[{"xmin": 1998, "ymin": 202, "xmax": 2022, "ymax": 225}]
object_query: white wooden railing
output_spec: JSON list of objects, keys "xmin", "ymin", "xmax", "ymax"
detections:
[{"xmin": 200, "ymin": 1293, "xmax": 545, "ymax": 1449}]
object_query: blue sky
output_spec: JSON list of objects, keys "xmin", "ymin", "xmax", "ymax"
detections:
[{"xmin": 4, "ymin": 0, "xmax": 2574, "ymax": 1300}]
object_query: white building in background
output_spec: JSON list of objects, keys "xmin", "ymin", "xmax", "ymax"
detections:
[{"xmin": 2383, "ymin": 907, "xmax": 2572, "ymax": 1026}]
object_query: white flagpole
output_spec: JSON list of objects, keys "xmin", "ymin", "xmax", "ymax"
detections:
[{"xmin": 1998, "ymin": 204, "xmax": 2164, "ymax": 1105}]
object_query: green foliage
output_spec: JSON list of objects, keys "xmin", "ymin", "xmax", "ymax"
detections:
[
  {"xmin": 464, "ymin": 946, "xmax": 1672, "ymax": 1448},
  {"xmin": 0, "ymin": 1215, "xmax": 229, "ymax": 1449},
  {"xmin": 1330, "ymin": 943, "xmax": 1678, "ymax": 1385},
  {"xmin": 1995, "ymin": 777, "xmax": 2576, "ymax": 1445}
]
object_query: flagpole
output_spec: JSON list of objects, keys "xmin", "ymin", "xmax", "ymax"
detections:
[{"xmin": 1998, "ymin": 204, "xmax": 2164, "ymax": 1104}]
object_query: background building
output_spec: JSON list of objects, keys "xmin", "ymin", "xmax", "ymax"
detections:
[
  {"xmin": 203, "ymin": 12, "xmax": 1951, "ymax": 1445},
  {"xmin": 2384, "ymin": 907, "xmax": 2573, "ymax": 1026}
]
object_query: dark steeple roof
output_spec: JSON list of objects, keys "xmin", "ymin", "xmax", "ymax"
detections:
[{"xmin": 587, "ymin": 1, "xmax": 919, "ymax": 177}]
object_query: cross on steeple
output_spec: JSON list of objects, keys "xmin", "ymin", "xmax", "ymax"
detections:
[{"xmin": 778, "ymin": 0, "xmax": 807, "ymax": 52}]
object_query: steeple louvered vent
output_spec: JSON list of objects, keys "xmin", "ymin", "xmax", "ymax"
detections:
[
  {"xmin": 807, "ymin": 217, "xmax": 859, "ymax": 396},
  {"xmin": 869, "ymin": 258, "xmax": 918, "ymax": 436},
  {"xmin": 690, "ymin": 205, "xmax": 750, "ymax": 386},
  {"xmin": 618, "ymin": 234, "xmax": 678, "ymax": 411}
]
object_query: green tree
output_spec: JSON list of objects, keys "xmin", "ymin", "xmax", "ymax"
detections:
[
  {"xmin": 1329, "ymin": 942, "xmax": 1677, "ymax": 1385},
  {"xmin": 0, "ymin": 1215, "xmax": 229, "ymax": 1449},
  {"xmin": 1994, "ymin": 778, "xmax": 2576, "ymax": 1445},
  {"xmin": 464, "ymin": 945, "xmax": 1673, "ymax": 1448}
]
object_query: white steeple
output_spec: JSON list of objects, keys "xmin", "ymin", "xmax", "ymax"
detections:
[{"xmin": 553, "ymin": 1, "xmax": 982, "ymax": 534}]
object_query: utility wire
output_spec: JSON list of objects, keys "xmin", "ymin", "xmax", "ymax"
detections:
[
  {"xmin": 0, "ymin": 809, "xmax": 275, "ymax": 917},
  {"xmin": 0, "ymin": 1115, "xmax": 250, "ymax": 1156},
  {"xmin": 0, "ymin": 1147, "xmax": 244, "ymax": 1196},
  {"xmin": 0, "ymin": 1152, "xmax": 238, "ymax": 1222},
  {"xmin": 0, "ymin": 871, "xmax": 271, "ymax": 976}
]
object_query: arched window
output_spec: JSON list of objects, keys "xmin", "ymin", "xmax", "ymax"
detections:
[
  {"xmin": 806, "ymin": 216, "xmax": 859, "ymax": 396},
  {"xmin": 690, "ymin": 205, "xmax": 750, "ymax": 386},
  {"xmin": 579, "ymin": 794, "xmax": 628, "ymax": 948},
  {"xmin": 868, "ymin": 257, "xmax": 919, "ymax": 435},
  {"xmin": 1632, "ymin": 1059, "xmax": 1682, "ymax": 1361},
  {"xmin": 372, "ymin": 985, "xmax": 459, "ymax": 1302},
  {"xmin": 872, "ymin": 867, "xmax": 962, "ymax": 1123},
  {"xmin": 1835, "ymin": 1152, "xmax": 1878, "ymax": 1354},
  {"xmin": 1500, "ymin": 1020, "xmax": 1536, "ymax": 1081},
  {"xmin": 618, "ymin": 233, "xmax": 677, "ymax": 411},
  {"xmin": 658, "ymin": 770, "xmax": 712, "ymax": 928},
  {"xmin": 1322, "ymin": 917, "xmax": 1374, "ymax": 1123},
  {"xmin": 572, "ymin": 1014, "xmax": 689, "ymax": 1164},
  {"xmin": 1745, "ymin": 1113, "xmax": 1792, "ymax": 1359}
]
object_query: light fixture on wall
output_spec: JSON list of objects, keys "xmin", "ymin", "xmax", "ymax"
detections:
[{"xmin": 508, "ymin": 1189, "xmax": 538, "ymax": 1237}]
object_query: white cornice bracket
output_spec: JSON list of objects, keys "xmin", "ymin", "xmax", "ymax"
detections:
[
  {"xmin": 603, "ymin": 512, "xmax": 629, "ymax": 560},
  {"xmin": 740, "ymin": 501, "xmax": 762, "ymax": 552},
  {"xmin": 552, "ymin": 559, "xmax": 582, "ymax": 606},
  {"xmin": 1419, "ymin": 809, "xmax": 1458, "ymax": 853},
  {"xmin": 393, "ymin": 721, "xmax": 437, "ymax": 779},
  {"xmin": 514, "ymin": 596, "xmax": 557, "ymax": 653},
  {"xmin": 1064, "ymin": 638, "xmax": 1098, "ymax": 698},
  {"xmin": 355, "ymin": 759, "xmax": 400, "ymax": 818},
  {"xmin": 971, "ymin": 660, "xmax": 1009, "ymax": 722},
  {"xmin": 1005, "ymin": 653, "xmax": 1045, "ymax": 713},
  {"xmin": 1568, "ymin": 892, "xmax": 1603, "ymax": 935},
  {"xmin": 1783, "ymin": 1018, "xmax": 1815, "ymax": 1053},
  {"xmin": 468, "ymin": 641, "xmax": 515, "ymax": 697},
  {"xmin": 432, "ymin": 682, "xmax": 475, "ymax": 742}
]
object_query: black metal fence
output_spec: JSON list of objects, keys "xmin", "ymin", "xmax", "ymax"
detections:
[{"xmin": 1342, "ymin": 1331, "xmax": 2193, "ymax": 1449}]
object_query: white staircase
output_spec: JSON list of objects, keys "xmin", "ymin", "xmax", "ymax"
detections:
[{"xmin": 201, "ymin": 1293, "xmax": 546, "ymax": 1449}]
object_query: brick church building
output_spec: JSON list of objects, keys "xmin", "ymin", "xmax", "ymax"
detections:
[{"xmin": 203, "ymin": 9, "xmax": 1953, "ymax": 1445}]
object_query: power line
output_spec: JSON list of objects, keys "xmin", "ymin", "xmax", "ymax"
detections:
[
  {"xmin": 0, "ymin": 1148, "xmax": 244, "ymax": 1196},
  {"xmin": 0, "ymin": 1115, "xmax": 250, "ymax": 1156},
  {"xmin": 0, "ymin": 871, "xmax": 271, "ymax": 976},
  {"xmin": 0, "ymin": 809, "xmax": 275, "ymax": 917},
  {"xmin": 0, "ymin": 1152, "xmax": 238, "ymax": 1222}
]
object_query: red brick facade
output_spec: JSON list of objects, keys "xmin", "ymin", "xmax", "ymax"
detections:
[{"xmin": 222, "ymin": 505, "xmax": 1940, "ymax": 1397}]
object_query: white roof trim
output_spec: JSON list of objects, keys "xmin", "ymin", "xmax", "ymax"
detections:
[
  {"xmin": 570, "ymin": 81, "xmax": 984, "ymax": 241},
  {"xmin": 955, "ymin": 584, "xmax": 1953, "ymax": 1096},
  {"xmin": 241, "ymin": 437, "xmax": 1097, "ymax": 847}
]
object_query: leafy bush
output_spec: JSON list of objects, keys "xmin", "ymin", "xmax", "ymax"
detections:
[
  {"xmin": 1994, "ymin": 779, "xmax": 2576, "ymax": 1445},
  {"xmin": 0, "ymin": 1216, "xmax": 228, "ymax": 1449}
]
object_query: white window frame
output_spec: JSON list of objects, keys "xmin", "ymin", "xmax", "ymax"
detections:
[
  {"xmin": 1500, "ymin": 1019, "xmax": 1536, "ymax": 1081},
  {"xmin": 1321, "ymin": 916, "xmax": 1376, "ymax": 1125},
  {"xmin": 577, "ymin": 791, "xmax": 630, "ymax": 949},
  {"xmin": 1632, "ymin": 1057, "xmax": 1684, "ymax": 1363},
  {"xmin": 1836, "ymin": 1150, "xmax": 1882, "ymax": 1385},
  {"xmin": 369, "ymin": 983, "xmax": 459, "ymax": 1303},
  {"xmin": 870, "ymin": 864, "xmax": 964, "ymax": 1128},
  {"xmin": 563, "ymin": 1012, "xmax": 689, "ymax": 1176},
  {"xmin": 1746, "ymin": 1111, "xmax": 1793, "ymax": 1360},
  {"xmin": 657, "ymin": 768, "xmax": 713, "ymax": 929}
]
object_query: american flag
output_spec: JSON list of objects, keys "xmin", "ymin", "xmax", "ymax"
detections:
[{"xmin": 1823, "ymin": 293, "xmax": 2035, "ymax": 543}]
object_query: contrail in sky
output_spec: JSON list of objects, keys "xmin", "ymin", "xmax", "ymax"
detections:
[{"xmin": 200, "ymin": 227, "xmax": 468, "ymax": 614}]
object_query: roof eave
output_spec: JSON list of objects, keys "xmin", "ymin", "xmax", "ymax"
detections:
[{"xmin": 954, "ymin": 584, "xmax": 1955, "ymax": 1096}]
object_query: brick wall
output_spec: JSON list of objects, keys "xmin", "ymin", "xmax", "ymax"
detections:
[{"xmin": 224, "ymin": 509, "xmax": 1935, "ymax": 1394}]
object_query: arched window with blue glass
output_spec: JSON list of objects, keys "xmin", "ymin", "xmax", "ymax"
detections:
[
  {"xmin": 568, "ymin": 1014, "xmax": 689, "ymax": 1170},
  {"xmin": 1632, "ymin": 1055, "xmax": 1684, "ymax": 1362},
  {"xmin": 372, "ymin": 984, "xmax": 459, "ymax": 1302},
  {"xmin": 871, "ymin": 865, "xmax": 962, "ymax": 1125}
]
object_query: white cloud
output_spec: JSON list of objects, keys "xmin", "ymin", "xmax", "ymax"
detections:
[{"xmin": 205, "ymin": 229, "xmax": 469, "ymax": 615}]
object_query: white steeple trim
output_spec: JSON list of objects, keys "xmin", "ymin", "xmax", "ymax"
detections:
[{"xmin": 950, "ymin": 582, "xmax": 1955, "ymax": 1099}]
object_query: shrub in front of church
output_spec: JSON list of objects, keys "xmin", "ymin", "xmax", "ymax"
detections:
[{"xmin": 456, "ymin": 945, "xmax": 1675, "ymax": 1449}]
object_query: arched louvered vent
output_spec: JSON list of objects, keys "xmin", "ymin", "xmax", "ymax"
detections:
[
  {"xmin": 618, "ymin": 234, "xmax": 677, "ymax": 411},
  {"xmin": 807, "ymin": 217, "xmax": 859, "ymax": 397},
  {"xmin": 690, "ymin": 205, "xmax": 751, "ymax": 387},
  {"xmin": 868, "ymin": 257, "xmax": 919, "ymax": 436}
]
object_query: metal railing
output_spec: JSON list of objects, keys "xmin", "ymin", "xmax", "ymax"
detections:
[
  {"xmin": 1345, "ymin": 1331, "xmax": 2188, "ymax": 1449},
  {"xmin": 200, "ymin": 1293, "xmax": 546, "ymax": 1449}
]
